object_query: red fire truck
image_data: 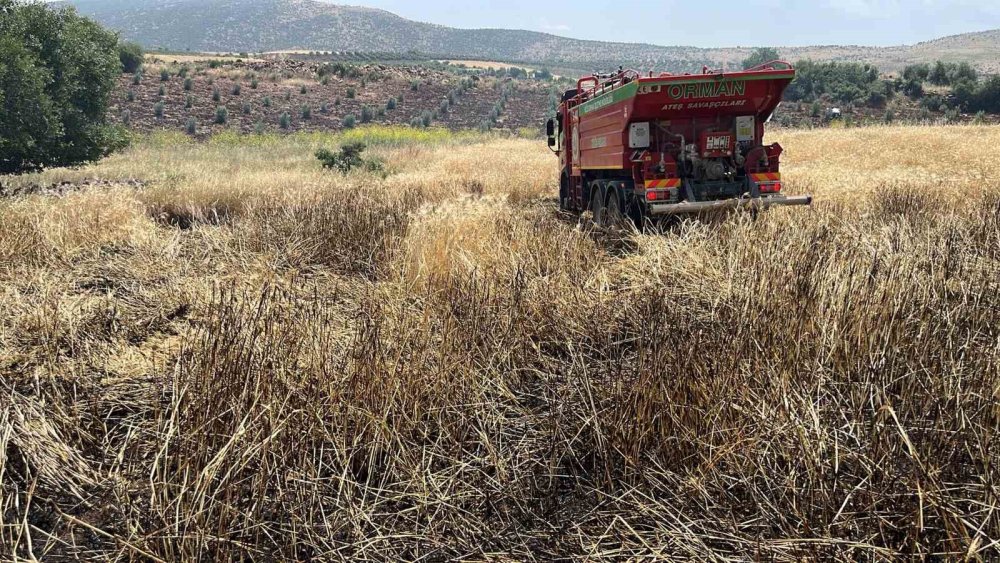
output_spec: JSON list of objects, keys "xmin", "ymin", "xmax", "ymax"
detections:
[{"xmin": 546, "ymin": 62, "xmax": 812, "ymax": 225}]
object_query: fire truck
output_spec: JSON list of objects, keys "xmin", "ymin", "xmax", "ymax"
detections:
[{"xmin": 546, "ymin": 62, "xmax": 812, "ymax": 225}]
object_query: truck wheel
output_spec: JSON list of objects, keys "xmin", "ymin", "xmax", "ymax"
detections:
[
  {"xmin": 605, "ymin": 189, "xmax": 627, "ymax": 232},
  {"xmin": 589, "ymin": 186, "xmax": 604, "ymax": 226}
]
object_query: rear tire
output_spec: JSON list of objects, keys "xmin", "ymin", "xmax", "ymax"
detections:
[
  {"xmin": 605, "ymin": 189, "xmax": 627, "ymax": 232},
  {"xmin": 589, "ymin": 186, "xmax": 605, "ymax": 226}
]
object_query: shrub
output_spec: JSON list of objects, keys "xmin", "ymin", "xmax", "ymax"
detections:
[
  {"xmin": 334, "ymin": 97, "xmax": 341, "ymax": 106},
  {"xmin": 212, "ymin": 87, "xmax": 221, "ymax": 102},
  {"xmin": 121, "ymin": 109, "xmax": 131, "ymax": 126},
  {"xmin": 154, "ymin": 101, "xmax": 164, "ymax": 118},
  {"xmin": 410, "ymin": 80, "xmax": 420, "ymax": 91},
  {"xmin": 300, "ymin": 84, "xmax": 307, "ymax": 94},
  {"xmin": 301, "ymin": 106, "xmax": 312, "ymax": 120},
  {"xmin": 263, "ymin": 96, "xmax": 272, "ymax": 108},
  {"xmin": 186, "ymin": 117, "xmax": 197, "ymax": 134},
  {"xmin": 185, "ymin": 95, "xmax": 193, "ymax": 109},
  {"xmin": 320, "ymin": 76, "xmax": 329, "ymax": 86},
  {"xmin": 376, "ymin": 107, "xmax": 386, "ymax": 118},
  {"xmin": 178, "ymin": 66, "xmax": 188, "ymax": 78},
  {"xmin": 315, "ymin": 142, "xmax": 376, "ymax": 173},
  {"xmin": 250, "ymin": 76, "xmax": 259, "ymax": 89},
  {"xmin": 119, "ymin": 41, "xmax": 144, "ymax": 74},
  {"xmin": 342, "ymin": 114, "xmax": 357, "ymax": 129},
  {"xmin": 284, "ymin": 90, "xmax": 291, "ymax": 101},
  {"xmin": 232, "ymin": 84, "xmax": 241, "ymax": 96},
  {"xmin": 126, "ymin": 89, "xmax": 136, "ymax": 102},
  {"xmin": 132, "ymin": 71, "xmax": 142, "ymax": 85},
  {"xmin": 386, "ymin": 97, "xmax": 397, "ymax": 110},
  {"xmin": 254, "ymin": 121, "xmax": 266, "ymax": 134},
  {"xmin": 159, "ymin": 68, "xmax": 169, "ymax": 81},
  {"xmin": 320, "ymin": 103, "xmax": 329, "ymax": 114},
  {"xmin": 360, "ymin": 105, "xmax": 374, "ymax": 123},
  {"xmin": 346, "ymin": 87, "xmax": 357, "ymax": 99},
  {"xmin": 242, "ymin": 102, "xmax": 252, "ymax": 115},
  {"xmin": 158, "ymin": 85, "xmax": 166, "ymax": 97},
  {"xmin": 209, "ymin": 60, "xmax": 221, "ymax": 69},
  {"xmin": 215, "ymin": 105, "xmax": 228, "ymax": 124},
  {"xmin": 184, "ymin": 77, "xmax": 193, "ymax": 91},
  {"xmin": 279, "ymin": 112, "xmax": 291, "ymax": 129}
]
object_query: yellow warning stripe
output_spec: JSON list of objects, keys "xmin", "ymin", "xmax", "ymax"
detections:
[
  {"xmin": 751, "ymin": 173, "xmax": 781, "ymax": 182},
  {"xmin": 644, "ymin": 178, "xmax": 682, "ymax": 189}
]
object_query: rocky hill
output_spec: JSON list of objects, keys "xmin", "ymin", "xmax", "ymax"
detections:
[{"xmin": 63, "ymin": 0, "xmax": 1000, "ymax": 74}]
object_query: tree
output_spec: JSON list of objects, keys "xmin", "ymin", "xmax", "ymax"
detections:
[
  {"xmin": 118, "ymin": 41, "xmax": 144, "ymax": 73},
  {"xmin": 742, "ymin": 47, "xmax": 781, "ymax": 70},
  {"xmin": 0, "ymin": 2, "xmax": 127, "ymax": 173}
]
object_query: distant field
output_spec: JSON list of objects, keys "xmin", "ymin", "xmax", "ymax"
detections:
[
  {"xmin": 2, "ymin": 125, "xmax": 999, "ymax": 559},
  {"xmin": 440, "ymin": 59, "xmax": 537, "ymax": 71},
  {"xmin": 145, "ymin": 52, "xmax": 266, "ymax": 64}
]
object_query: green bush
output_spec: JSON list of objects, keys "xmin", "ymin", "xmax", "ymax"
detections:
[
  {"xmin": 158, "ymin": 85, "xmax": 166, "ymax": 97},
  {"xmin": 360, "ymin": 105, "xmax": 374, "ymax": 123},
  {"xmin": 301, "ymin": 106, "xmax": 312, "ymax": 120},
  {"xmin": 209, "ymin": 60, "xmax": 221, "ymax": 69},
  {"xmin": 215, "ymin": 105, "xmax": 228, "ymax": 124},
  {"xmin": 250, "ymin": 76, "xmax": 259, "ymax": 89},
  {"xmin": 185, "ymin": 95, "xmax": 193, "ymax": 109},
  {"xmin": 184, "ymin": 77, "xmax": 193, "ymax": 91},
  {"xmin": 153, "ymin": 101, "xmax": 164, "ymax": 118},
  {"xmin": 212, "ymin": 87, "xmax": 221, "ymax": 102},
  {"xmin": 118, "ymin": 41, "xmax": 144, "ymax": 74},
  {"xmin": 316, "ymin": 142, "xmax": 382, "ymax": 174},
  {"xmin": 132, "ymin": 71, "xmax": 142, "ymax": 85},
  {"xmin": 232, "ymin": 84, "xmax": 241, "ymax": 96},
  {"xmin": 186, "ymin": 117, "xmax": 197, "ymax": 134},
  {"xmin": 300, "ymin": 84, "xmax": 307, "ymax": 95},
  {"xmin": 121, "ymin": 109, "xmax": 131, "ymax": 126},
  {"xmin": 242, "ymin": 102, "xmax": 251, "ymax": 115},
  {"xmin": 160, "ymin": 68, "xmax": 169, "ymax": 81},
  {"xmin": 279, "ymin": 112, "xmax": 291, "ymax": 129},
  {"xmin": 786, "ymin": 60, "xmax": 881, "ymax": 105},
  {"xmin": 386, "ymin": 97, "xmax": 397, "ymax": 110},
  {"xmin": 342, "ymin": 114, "xmax": 357, "ymax": 129},
  {"xmin": 263, "ymin": 96, "xmax": 272, "ymax": 108},
  {"xmin": 346, "ymin": 87, "xmax": 357, "ymax": 99},
  {"xmin": 126, "ymin": 89, "xmax": 136, "ymax": 102}
]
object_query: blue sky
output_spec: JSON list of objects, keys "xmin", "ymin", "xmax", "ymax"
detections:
[{"xmin": 342, "ymin": 0, "xmax": 1000, "ymax": 47}]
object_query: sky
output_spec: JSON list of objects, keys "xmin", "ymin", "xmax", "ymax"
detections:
[{"xmin": 333, "ymin": 0, "xmax": 1000, "ymax": 47}]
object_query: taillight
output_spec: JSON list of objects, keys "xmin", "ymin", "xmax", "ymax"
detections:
[
  {"xmin": 760, "ymin": 182, "xmax": 782, "ymax": 194},
  {"xmin": 646, "ymin": 190, "xmax": 657, "ymax": 200}
]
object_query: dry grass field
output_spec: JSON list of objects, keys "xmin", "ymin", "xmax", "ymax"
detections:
[{"xmin": 1, "ymin": 125, "xmax": 999, "ymax": 560}]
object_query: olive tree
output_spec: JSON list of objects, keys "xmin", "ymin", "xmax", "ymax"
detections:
[{"xmin": 0, "ymin": 1, "xmax": 127, "ymax": 173}]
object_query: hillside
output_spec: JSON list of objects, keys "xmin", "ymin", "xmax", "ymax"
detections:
[{"xmin": 61, "ymin": 0, "xmax": 1000, "ymax": 74}]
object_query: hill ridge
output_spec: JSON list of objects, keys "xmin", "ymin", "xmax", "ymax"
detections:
[{"xmin": 62, "ymin": 0, "xmax": 1000, "ymax": 74}]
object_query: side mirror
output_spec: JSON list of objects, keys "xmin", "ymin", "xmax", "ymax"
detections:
[{"xmin": 545, "ymin": 118, "xmax": 555, "ymax": 137}]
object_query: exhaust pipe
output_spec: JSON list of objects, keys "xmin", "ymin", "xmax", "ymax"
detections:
[{"xmin": 648, "ymin": 195, "xmax": 813, "ymax": 216}]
